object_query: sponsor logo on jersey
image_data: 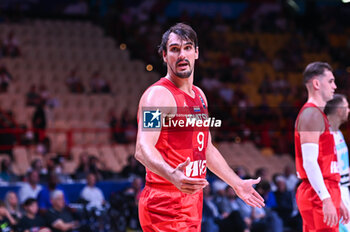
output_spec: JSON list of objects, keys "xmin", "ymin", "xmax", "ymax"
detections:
[{"xmin": 185, "ymin": 160, "xmax": 206, "ymax": 177}]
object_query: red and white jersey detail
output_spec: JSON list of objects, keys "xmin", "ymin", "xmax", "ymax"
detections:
[
  {"xmin": 295, "ymin": 102, "xmax": 340, "ymax": 182},
  {"xmin": 146, "ymin": 78, "xmax": 209, "ymax": 186}
]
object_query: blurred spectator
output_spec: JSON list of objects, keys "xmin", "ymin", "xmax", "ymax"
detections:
[
  {"xmin": 0, "ymin": 201, "xmax": 17, "ymax": 231},
  {"xmin": 108, "ymin": 109, "xmax": 121, "ymax": 143},
  {"xmin": 38, "ymin": 84, "xmax": 50, "ymax": 105},
  {"xmin": 0, "ymin": 158, "xmax": 17, "ymax": 182},
  {"xmin": 2, "ymin": 31, "xmax": 21, "ymax": 57},
  {"xmin": 26, "ymin": 85, "xmax": 41, "ymax": 107},
  {"xmin": 124, "ymin": 177, "xmax": 143, "ymax": 204},
  {"xmin": 17, "ymin": 198, "xmax": 50, "ymax": 232},
  {"xmin": 30, "ymin": 159, "xmax": 48, "ymax": 182},
  {"xmin": 122, "ymin": 177, "xmax": 143, "ymax": 230},
  {"xmin": 0, "ymin": 110, "xmax": 17, "ymax": 160},
  {"xmin": 216, "ymin": 186, "xmax": 247, "ymax": 232},
  {"xmin": 212, "ymin": 179, "xmax": 228, "ymax": 217},
  {"xmin": 47, "ymin": 156, "xmax": 71, "ymax": 183},
  {"xmin": 38, "ymin": 173, "xmax": 69, "ymax": 214},
  {"xmin": 4, "ymin": 191, "xmax": 22, "ymax": 221},
  {"xmin": 254, "ymin": 167, "xmax": 269, "ymax": 182},
  {"xmin": 36, "ymin": 137, "xmax": 52, "ymax": 156},
  {"xmin": 202, "ymin": 185, "xmax": 220, "ymax": 232},
  {"xmin": 46, "ymin": 190, "xmax": 79, "ymax": 232},
  {"xmin": 74, "ymin": 154, "xmax": 102, "ymax": 180},
  {"xmin": 234, "ymin": 166, "xmax": 251, "ymax": 179},
  {"xmin": 20, "ymin": 125, "xmax": 35, "ymax": 146},
  {"xmin": 74, "ymin": 153, "xmax": 89, "ymax": 180},
  {"xmin": 90, "ymin": 71, "xmax": 110, "ymax": 94},
  {"xmin": 255, "ymin": 180, "xmax": 277, "ymax": 209},
  {"xmin": 65, "ymin": 69, "xmax": 85, "ymax": 93},
  {"xmin": 235, "ymin": 194, "xmax": 283, "ymax": 232},
  {"xmin": 283, "ymin": 165, "xmax": 298, "ymax": 192},
  {"xmin": 87, "ymin": 156, "xmax": 103, "ymax": 180},
  {"xmin": 273, "ymin": 175, "xmax": 294, "ymax": 227},
  {"xmin": 32, "ymin": 101, "xmax": 47, "ymax": 143},
  {"xmin": 80, "ymin": 173, "xmax": 105, "ymax": 210},
  {"xmin": 120, "ymin": 156, "xmax": 145, "ymax": 178},
  {"xmin": 0, "ymin": 65, "xmax": 12, "ymax": 92},
  {"xmin": 19, "ymin": 170, "xmax": 43, "ymax": 204}
]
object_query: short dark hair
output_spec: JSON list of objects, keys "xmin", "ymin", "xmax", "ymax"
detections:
[
  {"xmin": 23, "ymin": 198, "xmax": 37, "ymax": 207},
  {"xmin": 303, "ymin": 62, "xmax": 333, "ymax": 84},
  {"xmin": 158, "ymin": 23, "xmax": 198, "ymax": 57},
  {"xmin": 324, "ymin": 94, "xmax": 346, "ymax": 116}
]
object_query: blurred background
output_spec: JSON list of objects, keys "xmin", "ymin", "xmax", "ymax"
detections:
[{"xmin": 0, "ymin": 0, "xmax": 349, "ymax": 231}]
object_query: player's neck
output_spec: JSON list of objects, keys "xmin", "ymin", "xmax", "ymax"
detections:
[
  {"xmin": 307, "ymin": 95, "xmax": 326, "ymax": 108},
  {"xmin": 166, "ymin": 74, "xmax": 194, "ymax": 97}
]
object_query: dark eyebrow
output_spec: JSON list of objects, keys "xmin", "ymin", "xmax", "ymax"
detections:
[
  {"xmin": 168, "ymin": 41, "xmax": 194, "ymax": 47},
  {"xmin": 184, "ymin": 41, "xmax": 193, "ymax": 46},
  {"xmin": 168, "ymin": 43, "xmax": 180, "ymax": 47}
]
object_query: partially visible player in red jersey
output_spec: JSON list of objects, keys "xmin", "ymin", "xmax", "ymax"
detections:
[
  {"xmin": 135, "ymin": 23, "xmax": 265, "ymax": 232},
  {"xmin": 295, "ymin": 62, "xmax": 349, "ymax": 231}
]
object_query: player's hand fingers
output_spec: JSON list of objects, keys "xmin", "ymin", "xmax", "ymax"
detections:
[
  {"xmin": 324, "ymin": 214, "xmax": 330, "ymax": 226},
  {"xmin": 181, "ymin": 187, "xmax": 202, "ymax": 195},
  {"xmin": 181, "ymin": 177, "xmax": 208, "ymax": 185},
  {"xmin": 326, "ymin": 214, "xmax": 335, "ymax": 227},
  {"xmin": 344, "ymin": 212, "xmax": 350, "ymax": 224},
  {"xmin": 330, "ymin": 214, "xmax": 338, "ymax": 227},
  {"xmin": 176, "ymin": 157, "xmax": 190, "ymax": 171},
  {"xmin": 344, "ymin": 210, "xmax": 350, "ymax": 224},
  {"xmin": 181, "ymin": 185, "xmax": 206, "ymax": 194},
  {"xmin": 335, "ymin": 214, "xmax": 339, "ymax": 226},
  {"xmin": 252, "ymin": 191, "xmax": 265, "ymax": 205},
  {"xmin": 250, "ymin": 177, "xmax": 261, "ymax": 185},
  {"xmin": 245, "ymin": 198, "xmax": 260, "ymax": 208},
  {"xmin": 250, "ymin": 194, "xmax": 265, "ymax": 208},
  {"xmin": 181, "ymin": 183, "xmax": 207, "ymax": 191},
  {"xmin": 246, "ymin": 196, "xmax": 264, "ymax": 208}
]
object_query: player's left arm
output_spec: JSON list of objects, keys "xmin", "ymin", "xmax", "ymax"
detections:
[
  {"xmin": 206, "ymin": 132, "xmax": 264, "ymax": 208},
  {"xmin": 196, "ymin": 86, "xmax": 264, "ymax": 208}
]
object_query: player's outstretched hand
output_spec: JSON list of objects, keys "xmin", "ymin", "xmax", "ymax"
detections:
[
  {"xmin": 234, "ymin": 177, "xmax": 265, "ymax": 208},
  {"xmin": 322, "ymin": 197, "xmax": 338, "ymax": 227},
  {"xmin": 340, "ymin": 200, "xmax": 350, "ymax": 225},
  {"xmin": 170, "ymin": 157, "xmax": 208, "ymax": 194}
]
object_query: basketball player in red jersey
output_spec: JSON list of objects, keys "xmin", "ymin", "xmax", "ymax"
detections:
[
  {"xmin": 135, "ymin": 23, "xmax": 265, "ymax": 231},
  {"xmin": 295, "ymin": 62, "xmax": 349, "ymax": 231}
]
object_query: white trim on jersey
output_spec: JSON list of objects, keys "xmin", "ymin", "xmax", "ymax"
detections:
[{"xmin": 332, "ymin": 130, "xmax": 350, "ymax": 187}]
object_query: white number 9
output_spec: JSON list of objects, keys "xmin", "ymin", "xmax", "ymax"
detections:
[{"xmin": 197, "ymin": 132, "xmax": 204, "ymax": 151}]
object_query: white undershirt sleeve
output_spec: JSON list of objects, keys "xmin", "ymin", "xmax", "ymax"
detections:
[{"xmin": 301, "ymin": 143, "xmax": 331, "ymax": 201}]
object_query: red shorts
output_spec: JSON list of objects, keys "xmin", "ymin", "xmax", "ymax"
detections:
[
  {"xmin": 296, "ymin": 179, "xmax": 341, "ymax": 232},
  {"xmin": 138, "ymin": 184, "xmax": 203, "ymax": 232}
]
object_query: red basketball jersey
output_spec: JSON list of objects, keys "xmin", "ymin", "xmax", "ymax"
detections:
[
  {"xmin": 144, "ymin": 78, "xmax": 209, "ymax": 186},
  {"xmin": 295, "ymin": 102, "xmax": 340, "ymax": 182}
]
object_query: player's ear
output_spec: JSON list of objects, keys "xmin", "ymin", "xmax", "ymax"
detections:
[
  {"xmin": 162, "ymin": 50, "xmax": 167, "ymax": 64},
  {"xmin": 195, "ymin": 46, "xmax": 199, "ymax": 60},
  {"xmin": 312, "ymin": 78, "xmax": 320, "ymax": 90}
]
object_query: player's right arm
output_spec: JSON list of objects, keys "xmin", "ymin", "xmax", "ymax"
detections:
[
  {"xmin": 298, "ymin": 107, "xmax": 337, "ymax": 227},
  {"xmin": 135, "ymin": 86, "xmax": 208, "ymax": 194}
]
